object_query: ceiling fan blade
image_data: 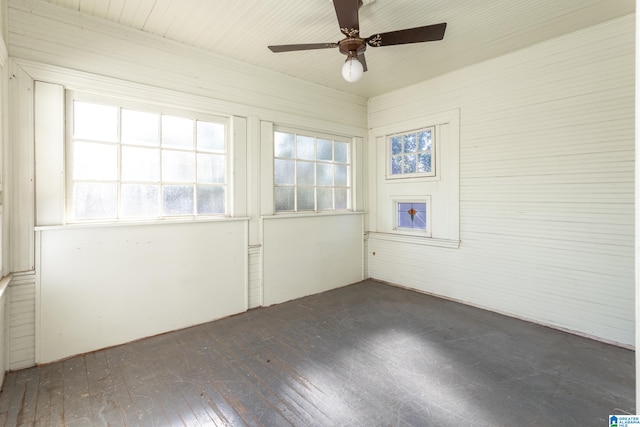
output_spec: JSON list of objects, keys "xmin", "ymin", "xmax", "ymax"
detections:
[
  {"xmin": 333, "ymin": 0, "xmax": 361, "ymax": 37},
  {"xmin": 268, "ymin": 43, "xmax": 338, "ymax": 53},
  {"xmin": 366, "ymin": 23, "xmax": 447, "ymax": 47},
  {"xmin": 357, "ymin": 53, "xmax": 368, "ymax": 72}
]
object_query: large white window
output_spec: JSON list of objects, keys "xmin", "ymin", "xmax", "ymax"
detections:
[
  {"xmin": 273, "ymin": 129, "xmax": 351, "ymax": 212},
  {"xmin": 68, "ymin": 95, "xmax": 228, "ymax": 221}
]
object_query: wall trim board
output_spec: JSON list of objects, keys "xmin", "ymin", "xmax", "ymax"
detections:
[{"xmin": 368, "ymin": 232, "xmax": 460, "ymax": 249}]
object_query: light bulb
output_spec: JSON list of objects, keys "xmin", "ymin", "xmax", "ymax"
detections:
[{"xmin": 341, "ymin": 57, "xmax": 363, "ymax": 82}]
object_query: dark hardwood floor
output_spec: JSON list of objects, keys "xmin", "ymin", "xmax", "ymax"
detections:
[{"xmin": 0, "ymin": 280, "xmax": 634, "ymax": 426}]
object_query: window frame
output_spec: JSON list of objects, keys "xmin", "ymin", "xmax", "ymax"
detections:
[
  {"xmin": 386, "ymin": 126, "xmax": 436, "ymax": 180},
  {"xmin": 65, "ymin": 91, "xmax": 231, "ymax": 223},
  {"xmin": 391, "ymin": 196, "xmax": 432, "ymax": 237},
  {"xmin": 272, "ymin": 126, "xmax": 354, "ymax": 213}
]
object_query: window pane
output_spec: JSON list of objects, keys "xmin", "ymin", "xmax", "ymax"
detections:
[
  {"xmin": 162, "ymin": 115, "xmax": 193, "ymax": 148},
  {"xmin": 121, "ymin": 184, "xmax": 159, "ymax": 217},
  {"xmin": 317, "ymin": 139, "xmax": 332, "ymax": 161},
  {"xmin": 413, "ymin": 210, "xmax": 427, "ymax": 229},
  {"xmin": 274, "ymin": 132, "xmax": 294, "ymax": 158},
  {"xmin": 391, "ymin": 136, "xmax": 402, "ymax": 155},
  {"xmin": 122, "ymin": 146, "xmax": 159, "ymax": 182},
  {"xmin": 73, "ymin": 141, "xmax": 117, "ymax": 180},
  {"xmin": 197, "ymin": 121, "xmax": 225, "ymax": 152},
  {"xmin": 297, "ymin": 161, "xmax": 314, "ymax": 186},
  {"xmin": 275, "ymin": 187, "xmax": 294, "ymax": 211},
  {"xmin": 335, "ymin": 188, "xmax": 349, "ymax": 210},
  {"xmin": 197, "ymin": 186, "xmax": 225, "ymax": 214},
  {"xmin": 335, "ymin": 165, "xmax": 349, "ymax": 186},
  {"xmin": 317, "ymin": 163, "xmax": 333, "ymax": 186},
  {"xmin": 274, "ymin": 159, "xmax": 294, "ymax": 185},
  {"xmin": 197, "ymin": 153, "xmax": 225, "ymax": 184},
  {"xmin": 297, "ymin": 187, "xmax": 315, "ymax": 210},
  {"xmin": 391, "ymin": 156, "xmax": 403, "ymax": 175},
  {"xmin": 73, "ymin": 183, "xmax": 117, "ymax": 219},
  {"xmin": 73, "ymin": 101, "xmax": 117, "ymax": 142},
  {"xmin": 162, "ymin": 185, "xmax": 194, "ymax": 215},
  {"xmin": 418, "ymin": 153, "xmax": 432, "ymax": 173},
  {"xmin": 404, "ymin": 133, "xmax": 417, "ymax": 153},
  {"xmin": 296, "ymin": 135, "xmax": 315, "ymax": 160},
  {"xmin": 398, "ymin": 211, "xmax": 413, "ymax": 228},
  {"xmin": 418, "ymin": 130, "xmax": 432, "ymax": 151},
  {"xmin": 404, "ymin": 154, "xmax": 416, "ymax": 174},
  {"xmin": 398, "ymin": 202, "xmax": 427, "ymax": 230},
  {"xmin": 317, "ymin": 188, "xmax": 333, "ymax": 210},
  {"xmin": 162, "ymin": 150, "xmax": 195, "ymax": 182},
  {"xmin": 122, "ymin": 109, "xmax": 159, "ymax": 146},
  {"xmin": 335, "ymin": 142, "xmax": 349, "ymax": 163}
]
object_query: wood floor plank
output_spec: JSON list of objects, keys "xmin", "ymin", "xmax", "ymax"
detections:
[
  {"xmin": 61, "ymin": 357, "xmax": 93, "ymax": 426},
  {"xmin": 33, "ymin": 364, "xmax": 53, "ymax": 426},
  {"xmin": 47, "ymin": 362, "xmax": 65, "ymax": 426},
  {"xmin": 85, "ymin": 351, "xmax": 126, "ymax": 426}
]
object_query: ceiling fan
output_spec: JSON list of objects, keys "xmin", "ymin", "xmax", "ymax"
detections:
[{"xmin": 268, "ymin": 0, "xmax": 447, "ymax": 83}]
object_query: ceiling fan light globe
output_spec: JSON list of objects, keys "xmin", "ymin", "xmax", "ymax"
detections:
[{"xmin": 342, "ymin": 58, "xmax": 363, "ymax": 82}]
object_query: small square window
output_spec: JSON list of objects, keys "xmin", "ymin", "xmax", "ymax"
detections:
[{"xmin": 392, "ymin": 197, "xmax": 431, "ymax": 236}]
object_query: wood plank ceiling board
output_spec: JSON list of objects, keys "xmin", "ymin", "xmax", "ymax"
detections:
[{"xmin": 38, "ymin": 0, "xmax": 635, "ymax": 98}]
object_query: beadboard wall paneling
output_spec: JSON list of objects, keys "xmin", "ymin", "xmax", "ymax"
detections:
[
  {"xmin": 248, "ymin": 246, "xmax": 262, "ymax": 308},
  {"xmin": 7, "ymin": 0, "xmax": 367, "ymax": 130},
  {"xmin": 367, "ymin": 16, "xmax": 635, "ymax": 346},
  {"xmin": 7, "ymin": 271, "xmax": 35, "ymax": 370},
  {"xmin": 0, "ymin": 274, "xmax": 9, "ymax": 385}
]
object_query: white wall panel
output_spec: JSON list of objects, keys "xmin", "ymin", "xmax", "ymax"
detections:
[
  {"xmin": 368, "ymin": 16, "xmax": 635, "ymax": 346},
  {"xmin": 263, "ymin": 214, "xmax": 364, "ymax": 306},
  {"xmin": 7, "ymin": 61, "xmax": 33, "ymax": 272},
  {"xmin": 37, "ymin": 220, "xmax": 247, "ymax": 363}
]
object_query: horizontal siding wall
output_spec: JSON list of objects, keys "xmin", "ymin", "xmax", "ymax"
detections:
[
  {"xmin": 7, "ymin": 272, "xmax": 35, "ymax": 370},
  {"xmin": 7, "ymin": 0, "xmax": 367, "ymax": 129},
  {"xmin": 368, "ymin": 16, "xmax": 635, "ymax": 346},
  {"xmin": 248, "ymin": 246, "xmax": 262, "ymax": 308}
]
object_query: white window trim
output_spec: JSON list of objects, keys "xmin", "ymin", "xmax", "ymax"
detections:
[
  {"xmin": 386, "ymin": 127, "xmax": 436, "ymax": 180},
  {"xmin": 391, "ymin": 196, "xmax": 432, "ymax": 237},
  {"xmin": 65, "ymin": 90, "xmax": 232, "ymax": 223},
  {"xmin": 272, "ymin": 125, "xmax": 355, "ymax": 214},
  {"xmin": 369, "ymin": 109, "xmax": 460, "ymax": 246}
]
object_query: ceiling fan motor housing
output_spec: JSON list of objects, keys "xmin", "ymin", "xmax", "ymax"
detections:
[{"xmin": 338, "ymin": 37, "xmax": 366, "ymax": 57}]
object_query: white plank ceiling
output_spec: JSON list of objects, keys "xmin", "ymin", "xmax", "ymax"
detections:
[{"xmin": 38, "ymin": 0, "xmax": 635, "ymax": 98}]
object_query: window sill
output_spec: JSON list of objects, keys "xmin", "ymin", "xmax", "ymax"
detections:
[
  {"xmin": 366, "ymin": 231, "xmax": 460, "ymax": 249},
  {"xmin": 262, "ymin": 211, "xmax": 365, "ymax": 220},
  {"xmin": 34, "ymin": 216, "xmax": 249, "ymax": 231}
]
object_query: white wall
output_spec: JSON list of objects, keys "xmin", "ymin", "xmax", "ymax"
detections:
[
  {"xmin": 263, "ymin": 214, "xmax": 364, "ymax": 306},
  {"xmin": 368, "ymin": 15, "xmax": 635, "ymax": 346},
  {"xmin": 37, "ymin": 221, "xmax": 247, "ymax": 363},
  {"xmin": 6, "ymin": 0, "xmax": 368, "ymax": 363}
]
